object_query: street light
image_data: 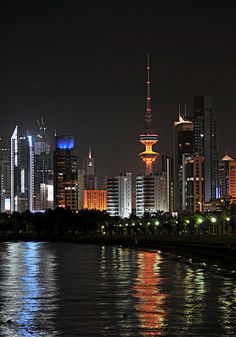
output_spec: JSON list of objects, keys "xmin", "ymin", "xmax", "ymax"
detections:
[
  {"xmin": 185, "ymin": 219, "xmax": 190, "ymax": 224},
  {"xmin": 211, "ymin": 217, "xmax": 217, "ymax": 223},
  {"xmin": 197, "ymin": 217, "xmax": 203, "ymax": 224},
  {"xmin": 226, "ymin": 217, "xmax": 230, "ymax": 222},
  {"xmin": 155, "ymin": 220, "xmax": 160, "ymax": 226}
]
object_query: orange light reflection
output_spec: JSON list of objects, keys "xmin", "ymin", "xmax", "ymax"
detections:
[{"xmin": 133, "ymin": 251, "xmax": 167, "ymax": 336}]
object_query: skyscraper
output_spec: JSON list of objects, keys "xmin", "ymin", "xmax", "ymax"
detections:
[
  {"xmin": 136, "ymin": 175, "xmax": 157, "ymax": 217},
  {"xmin": 182, "ymin": 154, "xmax": 204, "ymax": 212},
  {"xmin": 139, "ymin": 55, "xmax": 159, "ymax": 175},
  {"xmin": 34, "ymin": 121, "xmax": 53, "ymax": 210},
  {"xmin": 0, "ymin": 138, "xmax": 10, "ymax": 212},
  {"xmin": 161, "ymin": 155, "xmax": 174, "ymax": 213},
  {"xmin": 106, "ymin": 173, "xmax": 132, "ymax": 218},
  {"xmin": 173, "ymin": 113, "xmax": 193, "ymax": 212},
  {"xmin": 193, "ymin": 95, "xmax": 219, "ymax": 201},
  {"xmin": 53, "ymin": 135, "xmax": 78, "ymax": 210},
  {"xmin": 84, "ymin": 145, "xmax": 97, "ymax": 190},
  {"xmin": 219, "ymin": 153, "xmax": 236, "ymax": 202},
  {"xmin": 10, "ymin": 125, "xmax": 33, "ymax": 213}
]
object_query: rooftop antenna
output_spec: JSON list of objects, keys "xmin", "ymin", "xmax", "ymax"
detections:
[
  {"xmin": 145, "ymin": 54, "xmax": 152, "ymax": 126},
  {"xmin": 184, "ymin": 104, "xmax": 187, "ymax": 117}
]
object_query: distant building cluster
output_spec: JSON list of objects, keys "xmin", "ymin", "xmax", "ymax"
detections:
[
  {"xmin": 1, "ymin": 121, "xmax": 106, "ymax": 214},
  {"xmin": 0, "ymin": 58, "xmax": 234, "ymax": 217}
]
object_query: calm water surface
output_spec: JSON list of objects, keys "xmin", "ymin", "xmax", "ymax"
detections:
[{"xmin": 0, "ymin": 242, "xmax": 235, "ymax": 337}]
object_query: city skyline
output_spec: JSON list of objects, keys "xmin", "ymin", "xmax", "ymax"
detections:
[{"xmin": 0, "ymin": 1, "xmax": 236, "ymax": 178}]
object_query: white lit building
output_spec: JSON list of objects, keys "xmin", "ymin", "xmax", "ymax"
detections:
[{"xmin": 107, "ymin": 173, "xmax": 132, "ymax": 218}]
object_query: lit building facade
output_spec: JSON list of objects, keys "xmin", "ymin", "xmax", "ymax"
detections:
[
  {"xmin": 173, "ymin": 113, "xmax": 193, "ymax": 213},
  {"xmin": 34, "ymin": 123, "xmax": 53, "ymax": 210},
  {"xmin": 53, "ymin": 135, "xmax": 78, "ymax": 211},
  {"xmin": 107, "ymin": 173, "xmax": 132, "ymax": 218},
  {"xmin": 136, "ymin": 173, "xmax": 171, "ymax": 217},
  {"xmin": 136, "ymin": 175, "xmax": 156, "ymax": 216},
  {"xmin": 84, "ymin": 145, "xmax": 97, "ymax": 190},
  {"xmin": 182, "ymin": 154, "xmax": 204, "ymax": 212},
  {"xmin": 10, "ymin": 125, "xmax": 33, "ymax": 213},
  {"xmin": 0, "ymin": 139, "xmax": 10, "ymax": 212},
  {"xmin": 78, "ymin": 169, "xmax": 85, "ymax": 210},
  {"xmin": 229, "ymin": 161, "xmax": 236, "ymax": 203},
  {"xmin": 83, "ymin": 190, "xmax": 107, "ymax": 211},
  {"xmin": 219, "ymin": 153, "xmax": 233, "ymax": 198},
  {"xmin": 193, "ymin": 95, "xmax": 219, "ymax": 201},
  {"xmin": 161, "ymin": 155, "xmax": 174, "ymax": 213}
]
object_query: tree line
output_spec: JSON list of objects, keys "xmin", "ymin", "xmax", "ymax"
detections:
[{"xmin": 0, "ymin": 201, "xmax": 236, "ymax": 238}]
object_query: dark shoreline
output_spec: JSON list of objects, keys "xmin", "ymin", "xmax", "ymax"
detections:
[{"xmin": 1, "ymin": 234, "xmax": 236, "ymax": 270}]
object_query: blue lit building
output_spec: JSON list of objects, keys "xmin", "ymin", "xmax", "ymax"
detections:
[{"xmin": 53, "ymin": 135, "xmax": 79, "ymax": 210}]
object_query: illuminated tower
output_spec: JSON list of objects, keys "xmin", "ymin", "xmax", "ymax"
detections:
[
  {"xmin": 139, "ymin": 55, "xmax": 159, "ymax": 175},
  {"xmin": 53, "ymin": 135, "xmax": 78, "ymax": 210},
  {"xmin": 84, "ymin": 145, "xmax": 97, "ymax": 189}
]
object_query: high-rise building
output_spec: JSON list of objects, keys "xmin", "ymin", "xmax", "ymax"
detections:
[
  {"xmin": 53, "ymin": 135, "xmax": 78, "ymax": 211},
  {"xmin": 219, "ymin": 153, "xmax": 233, "ymax": 198},
  {"xmin": 136, "ymin": 175, "xmax": 157, "ymax": 217},
  {"xmin": 34, "ymin": 121, "xmax": 53, "ymax": 210},
  {"xmin": 161, "ymin": 155, "xmax": 174, "ymax": 213},
  {"xmin": 10, "ymin": 125, "xmax": 33, "ymax": 213},
  {"xmin": 173, "ymin": 113, "xmax": 193, "ymax": 212},
  {"xmin": 229, "ymin": 161, "xmax": 236, "ymax": 203},
  {"xmin": 219, "ymin": 153, "xmax": 236, "ymax": 203},
  {"xmin": 139, "ymin": 55, "xmax": 159, "ymax": 175},
  {"xmin": 193, "ymin": 95, "xmax": 219, "ymax": 201},
  {"xmin": 83, "ymin": 190, "xmax": 107, "ymax": 211},
  {"xmin": 78, "ymin": 169, "xmax": 85, "ymax": 210},
  {"xmin": 106, "ymin": 173, "xmax": 132, "ymax": 218},
  {"xmin": 182, "ymin": 154, "xmax": 204, "ymax": 212},
  {"xmin": 0, "ymin": 138, "xmax": 10, "ymax": 212},
  {"xmin": 84, "ymin": 145, "xmax": 97, "ymax": 190},
  {"xmin": 136, "ymin": 172, "xmax": 171, "ymax": 217}
]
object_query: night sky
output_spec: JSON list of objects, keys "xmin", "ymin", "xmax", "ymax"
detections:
[{"xmin": 0, "ymin": 1, "xmax": 236, "ymax": 179}]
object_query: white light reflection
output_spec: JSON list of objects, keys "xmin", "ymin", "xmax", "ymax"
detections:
[{"xmin": 0, "ymin": 242, "xmax": 59, "ymax": 337}]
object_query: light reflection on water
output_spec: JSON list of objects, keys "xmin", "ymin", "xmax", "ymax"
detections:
[
  {"xmin": 0, "ymin": 242, "xmax": 59, "ymax": 337},
  {"xmin": 0, "ymin": 243, "xmax": 235, "ymax": 336},
  {"xmin": 133, "ymin": 251, "xmax": 167, "ymax": 336}
]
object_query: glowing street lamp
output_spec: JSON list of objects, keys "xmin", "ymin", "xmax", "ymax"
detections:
[
  {"xmin": 185, "ymin": 219, "xmax": 190, "ymax": 224},
  {"xmin": 197, "ymin": 217, "xmax": 203, "ymax": 224},
  {"xmin": 226, "ymin": 217, "xmax": 230, "ymax": 222},
  {"xmin": 155, "ymin": 220, "xmax": 160, "ymax": 226},
  {"xmin": 211, "ymin": 217, "xmax": 217, "ymax": 223}
]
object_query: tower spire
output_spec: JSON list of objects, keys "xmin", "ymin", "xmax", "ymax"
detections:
[
  {"xmin": 139, "ymin": 55, "xmax": 159, "ymax": 175},
  {"xmin": 89, "ymin": 144, "xmax": 92, "ymax": 159},
  {"xmin": 145, "ymin": 54, "xmax": 152, "ymax": 126}
]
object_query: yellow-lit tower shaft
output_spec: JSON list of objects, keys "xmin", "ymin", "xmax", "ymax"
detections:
[{"xmin": 139, "ymin": 55, "xmax": 159, "ymax": 175}]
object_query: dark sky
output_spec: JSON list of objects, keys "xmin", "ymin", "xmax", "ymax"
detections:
[{"xmin": 0, "ymin": 0, "xmax": 236, "ymax": 179}]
